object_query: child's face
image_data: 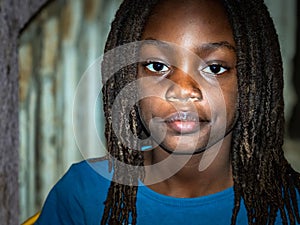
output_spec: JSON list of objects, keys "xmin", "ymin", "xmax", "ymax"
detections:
[{"xmin": 137, "ymin": 0, "xmax": 237, "ymax": 154}]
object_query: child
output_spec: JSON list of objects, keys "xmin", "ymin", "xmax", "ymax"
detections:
[{"xmin": 35, "ymin": 0, "xmax": 300, "ymax": 224}]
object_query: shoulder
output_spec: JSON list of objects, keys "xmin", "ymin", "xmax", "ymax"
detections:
[
  {"xmin": 35, "ymin": 158, "xmax": 112, "ymax": 224},
  {"xmin": 50, "ymin": 158, "xmax": 113, "ymax": 205},
  {"xmin": 55, "ymin": 157, "xmax": 113, "ymax": 197},
  {"xmin": 62, "ymin": 157, "xmax": 111, "ymax": 180}
]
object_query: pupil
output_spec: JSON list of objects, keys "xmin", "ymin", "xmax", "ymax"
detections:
[
  {"xmin": 210, "ymin": 65, "xmax": 220, "ymax": 73},
  {"xmin": 153, "ymin": 63, "xmax": 164, "ymax": 71}
]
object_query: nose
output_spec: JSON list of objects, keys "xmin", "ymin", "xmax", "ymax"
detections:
[{"xmin": 165, "ymin": 69, "xmax": 202, "ymax": 102}]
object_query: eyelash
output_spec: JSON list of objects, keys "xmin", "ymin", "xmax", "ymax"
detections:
[
  {"xmin": 142, "ymin": 61, "xmax": 230, "ymax": 77},
  {"xmin": 142, "ymin": 61, "xmax": 171, "ymax": 75},
  {"xmin": 201, "ymin": 63, "xmax": 230, "ymax": 76}
]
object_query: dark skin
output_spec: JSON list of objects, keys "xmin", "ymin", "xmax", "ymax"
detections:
[{"xmin": 138, "ymin": 0, "xmax": 237, "ymax": 197}]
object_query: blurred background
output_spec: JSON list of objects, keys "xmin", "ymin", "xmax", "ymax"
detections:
[{"xmin": 18, "ymin": 0, "xmax": 300, "ymax": 223}]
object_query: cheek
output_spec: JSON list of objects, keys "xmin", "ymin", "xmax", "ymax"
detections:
[
  {"xmin": 138, "ymin": 99, "xmax": 150, "ymax": 122},
  {"xmin": 224, "ymin": 83, "xmax": 238, "ymax": 123},
  {"xmin": 138, "ymin": 97, "xmax": 163, "ymax": 122},
  {"xmin": 226, "ymin": 88, "xmax": 238, "ymax": 108},
  {"xmin": 209, "ymin": 76, "xmax": 238, "ymax": 123}
]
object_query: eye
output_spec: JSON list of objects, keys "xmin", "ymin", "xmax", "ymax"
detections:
[
  {"xmin": 201, "ymin": 64, "xmax": 229, "ymax": 76},
  {"xmin": 144, "ymin": 61, "xmax": 170, "ymax": 74}
]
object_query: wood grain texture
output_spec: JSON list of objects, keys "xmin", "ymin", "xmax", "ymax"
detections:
[{"xmin": 0, "ymin": 0, "xmax": 49, "ymax": 224}]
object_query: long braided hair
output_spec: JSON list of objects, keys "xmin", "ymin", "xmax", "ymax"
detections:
[{"xmin": 101, "ymin": 0, "xmax": 300, "ymax": 224}]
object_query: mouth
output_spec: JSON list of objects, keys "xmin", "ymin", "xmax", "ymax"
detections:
[{"xmin": 164, "ymin": 111, "xmax": 210, "ymax": 134}]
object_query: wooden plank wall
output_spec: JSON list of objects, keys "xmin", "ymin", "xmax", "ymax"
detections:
[
  {"xmin": 0, "ymin": 1, "xmax": 50, "ymax": 224},
  {"xmin": 18, "ymin": 0, "xmax": 121, "ymax": 222}
]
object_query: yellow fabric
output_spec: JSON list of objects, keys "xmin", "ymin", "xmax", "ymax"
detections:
[{"xmin": 21, "ymin": 212, "xmax": 40, "ymax": 225}]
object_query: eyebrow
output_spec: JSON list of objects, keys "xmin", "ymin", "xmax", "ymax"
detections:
[
  {"xmin": 141, "ymin": 38, "xmax": 175, "ymax": 51},
  {"xmin": 199, "ymin": 41, "xmax": 236, "ymax": 53},
  {"xmin": 141, "ymin": 38, "xmax": 236, "ymax": 53}
]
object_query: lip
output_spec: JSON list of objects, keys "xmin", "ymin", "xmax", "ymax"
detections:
[{"xmin": 164, "ymin": 111, "xmax": 210, "ymax": 134}]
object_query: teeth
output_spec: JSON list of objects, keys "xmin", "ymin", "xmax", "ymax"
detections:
[{"xmin": 167, "ymin": 112, "xmax": 198, "ymax": 122}]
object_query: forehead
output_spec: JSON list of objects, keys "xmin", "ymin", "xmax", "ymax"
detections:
[
  {"xmin": 150, "ymin": 0, "xmax": 226, "ymax": 15},
  {"xmin": 142, "ymin": 0, "xmax": 233, "ymax": 45}
]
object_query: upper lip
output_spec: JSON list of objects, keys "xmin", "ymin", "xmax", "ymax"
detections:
[{"xmin": 164, "ymin": 111, "xmax": 209, "ymax": 123}]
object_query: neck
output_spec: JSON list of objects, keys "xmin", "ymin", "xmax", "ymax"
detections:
[{"xmin": 143, "ymin": 133, "xmax": 233, "ymax": 198}]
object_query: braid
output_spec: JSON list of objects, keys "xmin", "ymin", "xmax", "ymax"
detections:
[
  {"xmin": 223, "ymin": 0, "xmax": 300, "ymax": 224},
  {"xmin": 101, "ymin": 0, "xmax": 158, "ymax": 224},
  {"xmin": 101, "ymin": 0, "xmax": 300, "ymax": 224}
]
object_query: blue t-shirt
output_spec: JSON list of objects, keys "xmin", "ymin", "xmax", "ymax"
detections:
[{"xmin": 35, "ymin": 160, "xmax": 296, "ymax": 225}]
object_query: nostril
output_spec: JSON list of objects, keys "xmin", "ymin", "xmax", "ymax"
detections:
[
  {"xmin": 166, "ymin": 96, "xmax": 181, "ymax": 102},
  {"xmin": 164, "ymin": 69, "xmax": 203, "ymax": 102},
  {"xmin": 188, "ymin": 96, "xmax": 202, "ymax": 102},
  {"xmin": 165, "ymin": 82, "xmax": 202, "ymax": 102},
  {"xmin": 190, "ymin": 88, "xmax": 202, "ymax": 101}
]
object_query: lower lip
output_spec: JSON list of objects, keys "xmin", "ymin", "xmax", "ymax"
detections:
[{"xmin": 166, "ymin": 120, "xmax": 206, "ymax": 134}]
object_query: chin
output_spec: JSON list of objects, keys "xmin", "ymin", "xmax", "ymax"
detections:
[
  {"xmin": 154, "ymin": 127, "xmax": 233, "ymax": 156},
  {"xmin": 155, "ymin": 136, "xmax": 211, "ymax": 155}
]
